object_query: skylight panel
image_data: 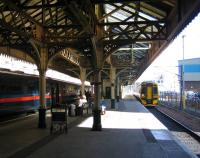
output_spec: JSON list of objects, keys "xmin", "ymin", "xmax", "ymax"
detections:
[
  {"xmin": 112, "ymin": 12, "xmax": 127, "ymax": 21},
  {"xmin": 107, "ymin": 16, "xmax": 119, "ymax": 22},
  {"xmin": 119, "ymin": 25, "xmax": 128, "ymax": 30},
  {"xmin": 139, "ymin": 12, "xmax": 157, "ymax": 21},
  {"xmin": 124, "ymin": 5, "xmax": 136, "ymax": 13},
  {"xmin": 105, "ymin": 4, "xmax": 116, "ymax": 14},
  {"xmin": 117, "ymin": 9, "xmax": 132, "ymax": 17}
]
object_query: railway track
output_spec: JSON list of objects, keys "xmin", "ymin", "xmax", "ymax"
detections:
[{"xmin": 148, "ymin": 107, "xmax": 200, "ymax": 158}]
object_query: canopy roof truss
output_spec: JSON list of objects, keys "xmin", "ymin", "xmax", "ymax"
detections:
[{"xmin": 0, "ymin": 0, "xmax": 199, "ymax": 83}]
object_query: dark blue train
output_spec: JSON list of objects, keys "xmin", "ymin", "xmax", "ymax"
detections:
[{"xmin": 0, "ymin": 69, "xmax": 82, "ymax": 116}]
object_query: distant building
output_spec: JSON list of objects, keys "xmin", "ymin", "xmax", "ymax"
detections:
[{"xmin": 178, "ymin": 58, "xmax": 200, "ymax": 92}]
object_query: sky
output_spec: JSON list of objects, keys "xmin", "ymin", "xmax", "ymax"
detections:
[{"xmin": 136, "ymin": 12, "xmax": 200, "ymax": 91}]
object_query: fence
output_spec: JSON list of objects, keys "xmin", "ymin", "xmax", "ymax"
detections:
[{"xmin": 159, "ymin": 91, "xmax": 200, "ymax": 117}]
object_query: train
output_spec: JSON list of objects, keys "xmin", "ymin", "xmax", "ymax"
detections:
[
  {"xmin": 0, "ymin": 69, "xmax": 90, "ymax": 116},
  {"xmin": 134, "ymin": 81, "xmax": 159, "ymax": 107}
]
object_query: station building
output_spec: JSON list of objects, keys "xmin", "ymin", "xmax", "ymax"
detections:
[{"xmin": 179, "ymin": 58, "xmax": 200, "ymax": 92}]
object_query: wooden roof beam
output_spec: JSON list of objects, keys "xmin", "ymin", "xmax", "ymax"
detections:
[
  {"xmin": 66, "ymin": 1, "xmax": 98, "ymax": 68},
  {"xmin": 0, "ymin": 18, "xmax": 30, "ymax": 41},
  {"xmin": 92, "ymin": 0, "xmax": 170, "ymax": 4},
  {"xmin": 47, "ymin": 40, "xmax": 83, "ymax": 48},
  {"xmin": 103, "ymin": 38, "xmax": 165, "ymax": 45},
  {"xmin": 67, "ymin": 1, "xmax": 95, "ymax": 35},
  {"xmin": 44, "ymin": 24, "xmax": 81, "ymax": 29},
  {"xmin": 19, "ymin": 2, "xmax": 65, "ymax": 10},
  {"xmin": 0, "ymin": 0, "xmax": 42, "ymax": 27},
  {"xmin": 140, "ymin": 2, "xmax": 166, "ymax": 18},
  {"xmin": 99, "ymin": 20, "xmax": 166, "ymax": 26},
  {"xmin": 99, "ymin": 4, "xmax": 126, "ymax": 22},
  {"xmin": 0, "ymin": 0, "xmax": 62, "ymax": 44}
]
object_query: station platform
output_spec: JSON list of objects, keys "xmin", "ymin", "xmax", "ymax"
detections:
[{"xmin": 0, "ymin": 96, "xmax": 197, "ymax": 158}]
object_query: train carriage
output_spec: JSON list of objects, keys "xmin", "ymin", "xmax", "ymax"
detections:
[
  {"xmin": 0, "ymin": 69, "xmax": 89, "ymax": 116},
  {"xmin": 139, "ymin": 81, "xmax": 159, "ymax": 107}
]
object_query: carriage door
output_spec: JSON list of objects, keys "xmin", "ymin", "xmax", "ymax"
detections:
[{"xmin": 147, "ymin": 85, "xmax": 153, "ymax": 104}]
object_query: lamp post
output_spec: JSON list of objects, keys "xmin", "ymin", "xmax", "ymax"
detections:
[{"xmin": 181, "ymin": 35, "xmax": 186, "ymax": 110}]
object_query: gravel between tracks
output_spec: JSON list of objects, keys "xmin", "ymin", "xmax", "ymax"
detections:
[{"xmin": 157, "ymin": 105, "xmax": 200, "ymax": 137}]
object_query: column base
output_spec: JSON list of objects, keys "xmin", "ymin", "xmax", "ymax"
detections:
[
  {"xmin": 92, "ymin": 109, "xmax": 102, "ymax": 131},
  {"xmin": 111, "ymin": 99, "xmax": 115, "ymax": 109},
  {"xmin": 38, "ymin": 108, "xmax": 46, "ymax": 128}
]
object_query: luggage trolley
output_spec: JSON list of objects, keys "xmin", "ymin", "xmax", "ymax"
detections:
[{"xmin": 50, "ymin": 104, "xmax": 68, "ymax": 134}]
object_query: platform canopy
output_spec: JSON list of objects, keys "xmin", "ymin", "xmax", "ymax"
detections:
[{"xmin": 0, "ymin": 0, "xmax": 200, "ymax": 84}]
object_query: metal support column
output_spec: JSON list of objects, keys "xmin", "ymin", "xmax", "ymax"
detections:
[
  {"xmin": 38, "ymin": 70, "xmax": 46, "ymax": 128},
  {"xmin": 38, "ymin": 47, "xmax": 48, "ymax": 128},
  {"xmin": 80, "ymin": 67, "xmax": 86, "ymax": 96},
  {"xmin": 92, "ymin": 3, "xmax": 104, "ymax": 131},
  {"xmin": 110, "ymin": 67, "xmax": 116, "ymax": 108},
  {"xmin": 92, "ymin": 69, "xmax": 102, "ymax": 131},
  {"xmin": 116, "ymin": 77, "xmax": 120, "ymax": 102}
]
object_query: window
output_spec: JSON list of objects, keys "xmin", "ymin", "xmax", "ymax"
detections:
[{"xmin": 153, "ymin": 87, "xmax": 158, "ymax": 94}]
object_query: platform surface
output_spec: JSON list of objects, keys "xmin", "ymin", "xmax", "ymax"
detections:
[{"xmin": 0, "ymin": 97, "xmax": 198, "ymax": 158}]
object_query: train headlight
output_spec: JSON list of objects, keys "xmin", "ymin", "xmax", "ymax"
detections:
[{"xmin": 141, "ymin": 94, "xmax": 145, "ymax": 97}]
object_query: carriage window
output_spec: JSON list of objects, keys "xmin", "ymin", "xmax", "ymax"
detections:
[{"xmin": 0, "ymin": 85, "xmax": 22, "ymax": 94}]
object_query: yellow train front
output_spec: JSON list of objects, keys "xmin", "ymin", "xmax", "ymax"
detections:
[{"xmin": 140, "ymin": 82, "xmax": 159, "ymax": 107}]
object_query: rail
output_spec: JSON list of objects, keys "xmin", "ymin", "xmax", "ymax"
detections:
[{"xmin": 155, "ymin": 107, "xmax": 200, "ymax": 143}]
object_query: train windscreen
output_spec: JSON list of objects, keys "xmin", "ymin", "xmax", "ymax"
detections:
[{"xmin": 153, "ymin": 86, "xmax": 158, "ymax": 95}]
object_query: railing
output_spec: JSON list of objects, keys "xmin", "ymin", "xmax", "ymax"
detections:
[
  {"xmin": 159, "ymin": 91, "xmax": 200, "ymax": 117},
  {"xmin": 185, "ymin": 99, "xmax": 200, "ymax": 114}
]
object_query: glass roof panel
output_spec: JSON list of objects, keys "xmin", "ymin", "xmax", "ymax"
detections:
[
  {"xmin": 139, "ymin": 12, "xmax": 157, "ymax": 21},
  {"xmin": 105, "ymin": 4, "xmax": 116, "ymax": 14},
  {"xmin": 111, "ymin": 12, "xmax": 128, "ymax": 21},
  {"xmin": 119, "ymin": 25, "xmax": 128, "ymax": 30},
  {"xmin": 117, "ymin": 9, "xmax": 132, "ymax": 18},
  {"xmin": 104, "ymin": 3, "xmax": 158, "ymax": 23},
  {"xmin": 110, "ymin": 15, "xmax": 123, "ymax": 22},
  {"xmin": 107, "ymin": 16, "xmax": 120, "ymax": 22}
]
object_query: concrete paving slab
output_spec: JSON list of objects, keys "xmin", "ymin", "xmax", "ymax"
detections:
[
  {"xmin": 21, "ymin": 99, "xmax": 197, "ymax": 158},
  {"xmin": 0, "ymin": 110, "xmax": 90, "ymax": 158}
]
